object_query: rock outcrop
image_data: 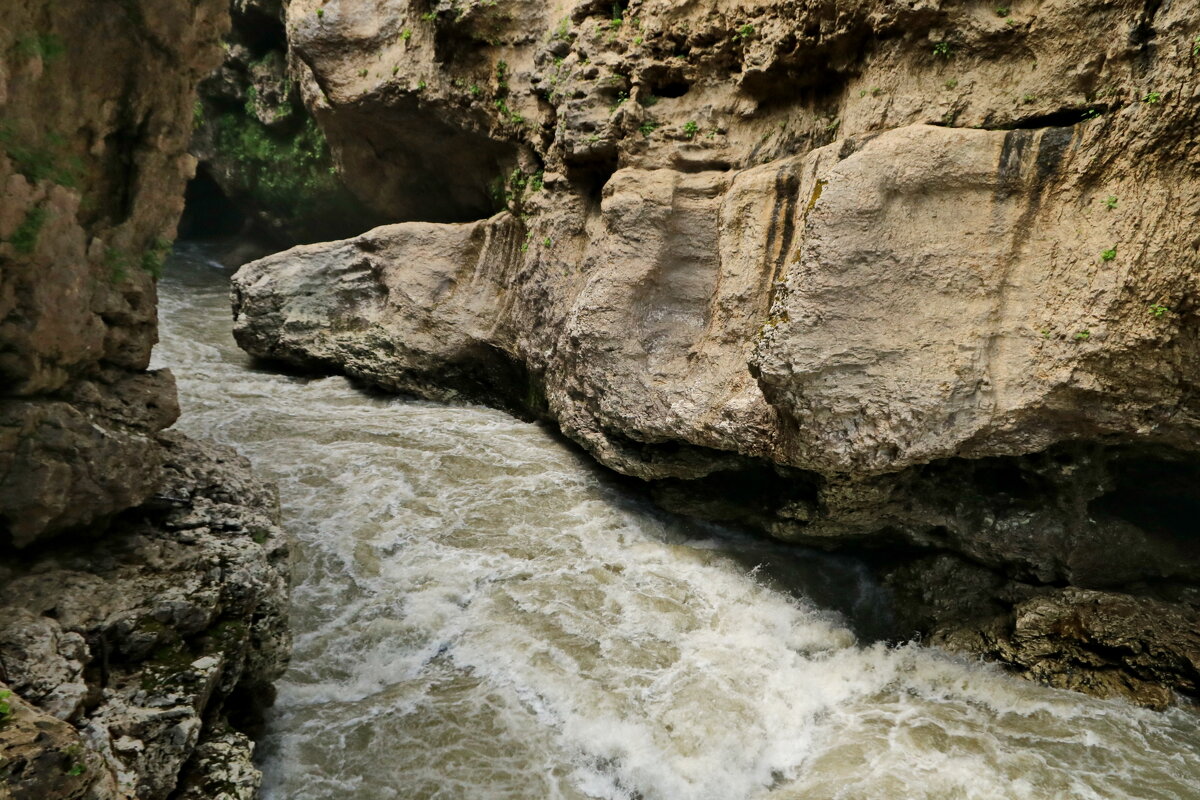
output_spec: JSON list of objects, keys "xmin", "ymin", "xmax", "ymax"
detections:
[
  {"xmin": 2, "ymin": 1, "xmax": 290, "ymax": 796},
  {"xmin": 231, "ymin": 0, "xmax": 1200, "ymax": 706},
  {"xmin": 0, "ymin": 435, "xmax": 289, "ymax": 800}
]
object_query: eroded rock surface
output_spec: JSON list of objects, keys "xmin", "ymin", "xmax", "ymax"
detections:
[
  {"xmin": 0, "ymin": 435, "xmax": 289, "ymax": 800},
  {"xmin": 232, "ymin": 0, "xmax": 1200, "ymax": 704},
  {"xmin": 0, "ymin": 0, "xmax": 226, "ymax": 547}
]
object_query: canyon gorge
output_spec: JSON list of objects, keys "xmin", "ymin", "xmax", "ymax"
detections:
[{"xmin": 3, "ymin": 0, "xmax": 1200, "ymax": 797}]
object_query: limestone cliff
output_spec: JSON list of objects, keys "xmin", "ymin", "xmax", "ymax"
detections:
[
  {"xmin": 232, "ymin": 0, "xmax": 1200, "ymax": 706},
  {"xmin": 1, "ymin": 2, "xmax": 289, "ymax": 797}
]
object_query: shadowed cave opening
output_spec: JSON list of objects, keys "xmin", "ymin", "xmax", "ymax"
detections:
[
  {"xmin": 1091, "ymin": 454, "xmax": 1200, "ymax": 547},
  {"xmin": 177, "ymin": 166, "xmax": 248, "ymax": 240}
]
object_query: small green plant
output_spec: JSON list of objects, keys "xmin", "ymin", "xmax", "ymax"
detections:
[
  {"xmin": 0, "ymin": 689, "xmax": 12, "ymax": 724},
  {"xmin": 140, "ymin": 237, "xmax": 172, "ymax": 278},
  {"xmin": 995, "ymin": 6, "xmax": 1010, "ymax": 15},
  {"xmin": 10, "ymin": 206, "xmax": 47, "ymax": 255},
  {"xmin": 944, "ymin": 78, "xmax": 959, "ymax": 89},
  {"xmin": 1082, "ymin": 107, "xmax": 1100, "ymax": 119},
  {"xmin": 1005, "ymin": 17, "xmax": 1018, "ymax": 27},
  {"xmin": 520, "ymin": 231, "xmax": 533, "ymax": 252},
  {"xmin": 401, "ymin": 28, "xmax": 412, "ymax": 41},
  {"xmin": 358, "ymin": 68, "xmax": 368, "ymax": 78},
  {"xmin": 1143, "ymin": 90, "xmax": 1162, "ymax": 103},
  {"xmin": 392, "ymin": 65, "xmax": 399, "ymax": 76},
  {"xmin": 1193, "ymin": 35, "xmax": 1200, "ymax": 56},
  {"xmin": 1101, "ymin": 246, "xmax": 1117, "ymax": 261},
  {"xmin": 1074, "ymin": 330, "xmax": 1091, "ymax": 341},
  {"xmin": 543, "ymin": 236, "xmax": 553, "ymax": 248},
  {"xmin": 735, "ymin": 24, "xmax": 755, "ymax": 41},
  {"xmin": 1022, "ymin": 93, "xmax": 1036, "ymax": 103},
  {"xmin": 1104, "ymin": 195, "xmax": 1118, "ymax": 209},
  {"xmin": 1149, "ymin": 304, "xmax": 1170, "ymax": 317},
  {"xmin": 105, "ymin": 247, "xmax": 131, "ymax": 283},
  {"xmin": 417, "ymin": 80, "xmax": 427, "ymax": 90},
  {"xmin": 933, "ymin": 41, "xmax": 953, "ymax": 59},
  {"xmin": 316, "ymin": 8, "xmax": 324, "ymax": 18},
  {"xmin": 639, "ymin": 121, "xmax": 659, "ymax": 135},
  {"xmin": 683, "ymin": 120, "xmax": 699, "ymax": 139},
  {"xmin": 495, "ymin": 60, "xmax": 510, "ymax": 93}
]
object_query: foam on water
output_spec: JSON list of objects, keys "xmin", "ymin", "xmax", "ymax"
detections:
[{"xmin": 154, "ymin": 244, "xmax": 1200, "ymax": 800}]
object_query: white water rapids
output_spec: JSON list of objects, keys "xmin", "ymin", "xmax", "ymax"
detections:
[{"xmin": 153, "ymin": 245, "xmax": 1200, "ymax": 800}]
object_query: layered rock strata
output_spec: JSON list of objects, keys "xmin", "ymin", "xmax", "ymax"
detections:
[
  {"xmin": 2, "ymin": 2, "xmax": 290, "ymax": 796},
  {"xmin": 232, "ymin": 0, "xmax": 1200, "ymax": 706}
]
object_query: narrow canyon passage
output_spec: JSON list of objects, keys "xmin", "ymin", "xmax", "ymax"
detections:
[{"xmin": 153, "ymin": 245, "xmax": 1200, "ymax": 799}]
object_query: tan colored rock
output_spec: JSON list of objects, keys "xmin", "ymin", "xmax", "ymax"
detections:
[
  {"xmin": 0, "ymin": 681, "xmax": 104, "ymax": 800},
  {"xmin": 233, "ymin": 0, "xmax": 1200, "ymax": 703},
  {"xmin": 754, "ymin": 122, "xmax": 1200, "ymax": 474}
]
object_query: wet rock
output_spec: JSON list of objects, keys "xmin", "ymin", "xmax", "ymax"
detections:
[
  {"xmin": 173, "ymin": 725, "xmax": 263, "ymax": 800},
  {"xmin": 933, "ymin": 589, "xmax": 1200, "ymax": 710},
  {"xmin": 0, "ymin": 434, "xmax": 289, "ymax": 799}
]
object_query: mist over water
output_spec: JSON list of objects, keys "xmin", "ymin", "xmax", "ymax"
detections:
[{"xmin": 154, "ymin": 244, "xmax": 1200, "ymax": 800}]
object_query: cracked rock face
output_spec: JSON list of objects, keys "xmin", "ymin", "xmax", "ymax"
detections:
[
  {"xmin": 0, "ymin": 0, "xmax": 228, "ymax": 548},
  {"xmin": 2, "ymin": 2, "xmax": 293, "ymax": 797}
]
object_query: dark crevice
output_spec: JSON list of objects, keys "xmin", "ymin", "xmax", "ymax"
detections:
[
  {"xmin": 669, "ymin": 159, "xmax": 732, "ymax": 173},
  {"xmin": 932, "ymin": 106, "xmax": 1109, "ymax": 131},
  {"xmin": 650, "ymin": 79, "xmax": 691, "ymax": 99},
  {"xmin": 1006, "ymin": 106, "xmax": 1109, "ymax": 129}
]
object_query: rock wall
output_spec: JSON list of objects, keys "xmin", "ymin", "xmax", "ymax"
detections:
[
  {"xmin": 232, "ymin": 1, "xmax": 1200, "ymax": 706},
  {"xmin": 1, "ymin": 2, "xmax": 290, "ymax": 796}
]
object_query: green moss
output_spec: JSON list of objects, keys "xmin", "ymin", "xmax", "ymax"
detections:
[
  {"xmin": 105, "ymin": 247, "xmax": 131, "ymax": 283},
  {"xmin": 9, "ymin": 206, "xmax": 47, "ymax": 254},
  {"xmin": 0, "ymin": 126, "xmax": 84, "ymax": 188},
  {"xmin": 140, "ymin": 237, "xmax": 172, "ymax": 278},
  {"xmin": 15, "ymin": 33, "xmax": 65, "ymax": 62}
]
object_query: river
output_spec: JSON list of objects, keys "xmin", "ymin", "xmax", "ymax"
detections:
[{"xmin": 153, "ymin": 244, "xmax": 1200, "ymax": 800}]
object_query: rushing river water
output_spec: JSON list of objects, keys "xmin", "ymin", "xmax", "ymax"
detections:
[{"xmin": 153, "ymin": 244, "xmax": 1200, "ymax": 800}]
